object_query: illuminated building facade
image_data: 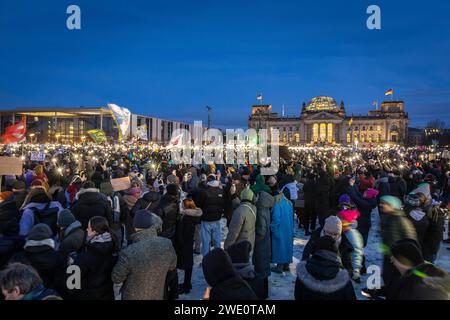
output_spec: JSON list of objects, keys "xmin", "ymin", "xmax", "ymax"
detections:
[{"xmin": 248, "ymin": 96, "xmax": 409, "ymax": 146}]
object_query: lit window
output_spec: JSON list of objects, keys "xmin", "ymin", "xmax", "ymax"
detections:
[{"xmin": 313, "ymin": 123, "xmax": 319, "ymax": 142}]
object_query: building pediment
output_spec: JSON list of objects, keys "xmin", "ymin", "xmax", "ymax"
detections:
[{"xmin": 302, "ymin": 111, "xmax": 344, "ymax": 121}]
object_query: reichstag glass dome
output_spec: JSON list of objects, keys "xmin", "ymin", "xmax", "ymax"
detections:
[{"xmin": 305, "ymin": 96, "xmax": 339, "ymax": 112}]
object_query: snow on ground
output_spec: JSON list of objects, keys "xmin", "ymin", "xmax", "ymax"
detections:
[{"xmin": 179, "ymin": 209, "xmax": 450, "ymax": 300}]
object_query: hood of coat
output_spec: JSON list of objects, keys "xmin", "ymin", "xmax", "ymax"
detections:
[
  {"xmin": 64, "ymin": 220, "xmax": 83, "ymax": 237},
  {"xmin": 202, "ymin": 248, "xmax": 236, "ymax": 287},
  {"xmin": 182, "ymin": 208, "xmax": 202, "ymax": 217},
  {"xmin": 86, "ymin": 232, "xmax": 115, "ymax": 255},
  {"xmin": 408, "ymin": 209, "xmax": 426, "ymax": 221},
  {"xmin": 296, "ymin": 261, "xmax": 350, "ymax": 294},
  {"xmin": 75, "ymin": 188, "xmax": 100, "ymax": 202},
  {"xmin": 24, "ymin": 238, "xmax": 55, "ymax": 251},
  {"xmin": 256, "ymin": 191, "xmax": 275, "ymax": 209},
  {"xmin": 233, "ymin": 263, "xmax": 256, "ymax": 280}
]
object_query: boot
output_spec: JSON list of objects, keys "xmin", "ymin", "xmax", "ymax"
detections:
[
  {"xmin": 270, "ymin": 264, "xmax": 284, "ymax": 274},
  {"xmin": 178, "ymin": 283, "xmax": 192, "ymax": 295},
  {"xmin": 283, "ymin": 263, "xmax": 290, "ymax": 271}
]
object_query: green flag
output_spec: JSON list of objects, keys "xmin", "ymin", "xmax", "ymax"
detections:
[{"xmin": 87, "ymin": 129, "xmax": 106, "ymax": 144}]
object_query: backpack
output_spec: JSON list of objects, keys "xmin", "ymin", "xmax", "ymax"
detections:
[{"xmin": 31, "ymin": 203, "xmax": 59, "ymax": 236}]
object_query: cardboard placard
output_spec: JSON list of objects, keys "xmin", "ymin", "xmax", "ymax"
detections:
[
  {"xmin": 110, "ymin": 176, "xmax": 131, "ymax": 192},
  {"xmin": 0, "ymin": 157, "xmax": 23, "ymax": 176},
  {"xmin": 30, "ymin": 151, "xmax": 45, "ymax": 162}
]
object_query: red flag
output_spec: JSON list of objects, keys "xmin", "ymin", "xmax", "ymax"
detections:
[{"xmin": 1, "ymin": 117, "xmax": 26, "ymax": 144}]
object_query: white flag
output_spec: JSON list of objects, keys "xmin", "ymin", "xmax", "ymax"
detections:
[{"xmin": 108, "ymin": 103, "xmax": 132, "ymax": 139}]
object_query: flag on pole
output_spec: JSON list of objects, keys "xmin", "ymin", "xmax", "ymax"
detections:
[
  {"xmin": 257, "ymin": 94, "xmax": 262, "ymax": 101},
  {"xmin": 136, "ymin": 124, "xmax": 148, "ymax": 141},
  {"xmin": 1, "ymin": 117, "xmax": 26, "ymax": 144},
  {"xmin": 385, "ymin": 89, "xmax": 393, "ymax": 96},
  {"xmin": 87, "ymin": 129, "xmax": 106, "ymax": 144},
  {"xmin": 168, "ymin": 133, "xmax": 184, "ymax": 148},
  {"xmin": 108, "ymin": 103, "xmax": 132, "ymax": 141}
]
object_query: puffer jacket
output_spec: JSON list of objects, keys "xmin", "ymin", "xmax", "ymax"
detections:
[
  {"xmin": 224, "ymin": 200, "xmax": 257, "ymax": 250},
  {"xmin": 112, "ymin": 226, "xmax": 177, "ymax": 300},
  {"xmin": 71, "ymin": 188, "xmax": 113, "ymax": 229}
]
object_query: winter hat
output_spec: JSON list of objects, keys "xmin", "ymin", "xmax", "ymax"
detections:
[
  {"xmin": 364, "ymin": 188, "xmax": 379, "ymax": 199},
  {"xmin": 338, "ymin": 194, "xmax": 351, "ymax": 206},
  {"xmin": 323, "ymin": 215, "xmax": 342, "ymax": 236},
  {"xmin": 412, "ymin": 183, "xmax": 431, "ymax": 201},
  {"xmin": 226, "ymin": 241, "xmax": 252, "ymax": 264},
  {"xmin": 338, "ymin": 209, "xmax": 360, "ymax": 223},
  {"xmin": 57, "ymin": 209, "xmax": 76, "ymax": 228},
  {"xmin": 202, "ymin": 248, "xmax": 236, "ymax": 287},
  {"xmin": 11, "ymin": 180, "xmax": 26, "ymax": 191},
  {"xmin": 166, "ymin": 174, "xmax": 178, "ymax": 184},
  {"xmin": 240, "ymin": 188, "xmax": 254, "ymax": 202},
  {"xmin": 133, "ymin": 210, "xmax": 162, "ymax": 230},
  {"xmin": 166, "ymin": 184, "xmax": 179, "ymax": 197},
  {"xmin": 380, "ymin": 195, "xmax": 403, "ymax": 211},
  {"xmin": 0, "ymin": 191, "xmax": 13, "ymax": 202},
  {"xmin": 405, "ymin": 193, "xmax": 421, "ymax": 208},
  {"xmin": 27, "ymin": 224, "xmax": 53, "ymax": 241},
  {"xmin": 391, "ymin": 239, "xmax": 424, "ymax": 267}
]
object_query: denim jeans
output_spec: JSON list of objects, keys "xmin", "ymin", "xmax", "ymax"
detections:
[
  {"xmin": 345, "ymin": 229, "xmax": 364, "ymax": 274},
  {"xmin": 201, "ymin": 220, "xmax": 222, "ymax": 257}
]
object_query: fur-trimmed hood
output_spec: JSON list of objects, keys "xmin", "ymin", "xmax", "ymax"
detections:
[
  {"xmin": 181, "ymin": 208, "xmax": 203, "ymax": 217},
  {"xmin": 75, "ymin": 188, "xmax": 100, "ymax": 200},
  {"xmin": 296, "ymin": 261, "xmax": 350, "ymax": 294}
]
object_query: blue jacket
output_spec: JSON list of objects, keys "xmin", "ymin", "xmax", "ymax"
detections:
[{"xmin": 270, "ymin": 195, "xmax": 294, "ymax": 264}]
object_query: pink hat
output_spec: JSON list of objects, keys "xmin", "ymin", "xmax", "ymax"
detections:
[
  {"xmin": 338, "ymin": 209, "xmax": 360, "ymax": 223},
  {"xmin": 364, "ymin": 188, "xmax": 379, "ymax": 199}
]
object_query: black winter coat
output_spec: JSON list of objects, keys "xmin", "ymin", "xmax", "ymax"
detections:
[
  {"xmin": 59, "ymin": 222, "xmax": 85, "ymax": 257},
  {"xmin": 71, "ymin": 238, "xmax": 117, "ymax": 300},
  {"xmin": 389, "ymin": 176, "xmax": 407, "ymax": 199},
  {"xmin": 389, "ymin": 262, "xmax": 450, "ymax": 300},
  {"xmin": 210, "ymin": 275, "xmax": 258, "ymax": 300},
  {"xmin": 294, "ymin": 257, "xmax": 356, "ymax": 300},
  {"xmin": 130, "ymin": 191, "xmax": 161, "ymax": 217},
  {"xmin": 71, "ymin": 189, "xmax": 113, "ymax": 229},
  {"xmin": 302, "ymin": 228, "xmax": 353, "ymax": 272},
  {"xmin": 233, "ymin": 263, "xmax": 265, "ymax": 300},
  {"xmin": 158, "ymin": 193, "xmax": 180, "ymax": 239},
  {"xmin": 422, "ymin": 206, "xmax": 446, "ymax": 261},
  {"xmin": 175, "ymin": 208, "xmax": 202, "ymax": 270},
  {"xmin": 198, "ymin": 186, "xmax": 225, "ymax": 222},
  {"xmin": 12, "ymin": 244, "xmax": 66, "ymax": 292},
  {"xmin": 405, "ymin": 208, "xmax": 429, "ymax": 251},
  {"xmin": 0, "ymin": 198, "xmax": 19, "ymax": 236}
]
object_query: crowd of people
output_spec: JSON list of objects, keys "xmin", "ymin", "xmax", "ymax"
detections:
[{"xmin": 0, "ymin": 143, "xmax": 449, "ymax": 300}]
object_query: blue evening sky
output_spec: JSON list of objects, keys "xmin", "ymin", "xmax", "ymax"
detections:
[{"xmin": 0, "ymin": 0, "xmax": 449, "ymax": 128}]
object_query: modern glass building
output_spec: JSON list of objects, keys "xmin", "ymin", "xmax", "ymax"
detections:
[{"xmin": 0, "ymin": 106, "xmax": 195, "ymax": 144}]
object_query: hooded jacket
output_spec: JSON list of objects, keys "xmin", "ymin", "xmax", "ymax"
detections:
[
  {"xmin": 202, "ymin": 248, "xmax": 257, "ymax": 300},
  {"xmin": 198, "ymin": 182, "xmax": 225, "ymax": 222},
  {"xmin": 0, "ymin": 195, "xmax": 20, "ymax": 236},
  {"xmin": 59, "ymin": 221, "xmax": 85, "ymax": 257},
  {"xmin": 112, "ymin": 226, "xmax": 177, "ymax": 300},
  {"xmin": 295, "ymin": 251, "xmax": 356, "ymax": 300},
  {"xmin": 71, "ymin": 188, "xmax": 113, "ymax": 229},
  {"xmin": 70, "ymin": 233, "xmax": 117, "ymax": 300}
]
